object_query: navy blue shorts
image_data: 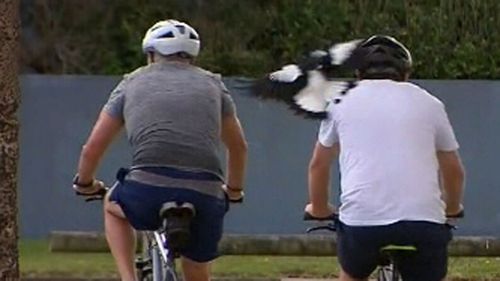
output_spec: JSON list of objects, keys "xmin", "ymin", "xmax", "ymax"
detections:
[
  {"xmin": 337, "ymin": 221, "xmax": 452, "ymax": 281},
  {"xmin": 109, "ymin": 167, "xmax": 229, "ymax": 262}
]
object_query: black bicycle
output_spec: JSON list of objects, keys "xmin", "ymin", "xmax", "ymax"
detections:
[{"xmin": 304, "ymin": 211, "xmax": 464, "ymax": 281}]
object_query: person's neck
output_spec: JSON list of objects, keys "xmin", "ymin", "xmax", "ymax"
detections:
[{"xmin": 152, "ymin": 55, "xmax": 191, "ymax": 65}]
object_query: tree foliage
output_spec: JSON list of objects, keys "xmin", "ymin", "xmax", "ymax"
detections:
[{"xmin": 22, "ymin": 0, "xmax": 500, "ymax": 79}]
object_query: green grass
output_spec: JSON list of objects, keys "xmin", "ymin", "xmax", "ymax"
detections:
[
  {"xmin": 20, "ymin": 240, "xmax": 117, "ymax": 278},
  {"xmin": 20, "ymin": 240, "xmax": 500, "ymax": 279},
  {"xmin": 449, "ymin": 257, "xmax": 500, "ymax": 280},
  {"xmin": 213, "ymin": 256, "xmax": 340, "ymax": 278}
]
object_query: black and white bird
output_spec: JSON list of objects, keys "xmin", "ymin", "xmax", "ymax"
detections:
[{"xmin": 251, "ymin": 35, "xmax": 412, "ymax": 119}]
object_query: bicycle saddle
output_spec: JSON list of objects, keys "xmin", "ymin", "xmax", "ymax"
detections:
[
  {"xmin": 159, "ymin": 202, "xmax": 196, "ymax": 252},
  {"xmin": 379, "ymin": 245, "xmax": 417, "ymax": 266}
]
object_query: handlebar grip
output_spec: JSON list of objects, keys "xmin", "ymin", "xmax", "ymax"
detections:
[
  {"xmin": 224, "ymin": 189, "xmax": 244, "ymax": 204},
  {"xmin": 446, "ymin": 209, "xmax": 465, "ymax": 219},
  {"xmin": 303, "ymin": 212, "xmax": 337, "ymax": 221},
  {"xmin": 229, "ymin": 197, "xmax": 244, "ymax": 203},
  {"xmin": 75, "ymin": 187, "xmax": 109, "ymax": 202}
]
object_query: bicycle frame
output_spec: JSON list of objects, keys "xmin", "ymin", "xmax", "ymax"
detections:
[
  {"xmin": 153, "ymin": 231, "xmax": 169, "ymax": 264},
  {"xmin": 139, "ymin": 231, "xmax": 179, "ymax": 281},
  {"xmin": 377, "ymin": 263, "xmax": 400, "ymax": 281}
]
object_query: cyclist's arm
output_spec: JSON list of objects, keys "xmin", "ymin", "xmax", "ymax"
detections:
[
  {"xmin": 434, "ymin": 102, "xmax": 464, "ymax": 215},
  {"xmin": 308, "ymin": 141, "xmax": 339, "ymax": 215},
  {"xmin": 221, "ymin": 114, "xmax": 248, "ymax": 190},
  {"xmin": 76, "ymin": 111, "xmax": 123, "ymax": 184},
  {"xmin": 437, "ymin": 150, "xmax": 465, "ymax": 215}
]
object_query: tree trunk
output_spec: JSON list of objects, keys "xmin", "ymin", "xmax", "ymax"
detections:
[{"xmin": 0, "ymin": 0, "xmax": 21, "ymax": 280}]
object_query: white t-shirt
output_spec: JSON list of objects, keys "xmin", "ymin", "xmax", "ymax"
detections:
[{"xmin": 318, "ymin": 79, "xmax": 459, "ymax": 226}]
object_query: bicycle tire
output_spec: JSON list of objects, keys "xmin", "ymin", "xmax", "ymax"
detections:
[
  {"xmin": 136, "ymin": 259, "xmax": 153, "ymax": 281},
  {"xmin": 164, "ymin": 265, "xmax": 178, "ymax": 281},
  {"xmin": 135, "ymin": 245, "xmax": 153, "ymax": 280},
  {"xmin": 149, "ymin": 240, "xmax": 180, "ymax": 281},
  {"xmin": 377, "ymin": 265, "xmax": 402, "ymax": 281},
  {"xmin": 141, "ymin": 272, "xmax": 154, "ymax": 281}
]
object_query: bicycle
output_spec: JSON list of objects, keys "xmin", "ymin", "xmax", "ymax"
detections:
[
  {"xmin": 304, "ymin": 211, "xmax": 464, "ymax": 281},
  {"xmin": 78, "ymin": 183, "xmax": 243, "ymax": 281},
  {"xmin": 135, "ymin": 201, "xmax": 196, "ymax": 281}
]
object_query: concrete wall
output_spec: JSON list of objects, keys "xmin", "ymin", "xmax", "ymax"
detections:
[{"xmin": 18, "ymin": 75, "xmax": 500, "ymax": 238}]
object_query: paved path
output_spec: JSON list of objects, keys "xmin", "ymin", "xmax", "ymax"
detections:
[
  {"xmin": 282, "ymin": 279, "xmax": 338, "ymax": 281},
  {"xmin": 21, "ymin": 277, "xmax": 338, "ymax": 281}
]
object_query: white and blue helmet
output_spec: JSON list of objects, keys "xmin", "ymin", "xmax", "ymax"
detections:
[{"xmin": 142, "ymin": 20, "xmax": 200, "ymax": 57}]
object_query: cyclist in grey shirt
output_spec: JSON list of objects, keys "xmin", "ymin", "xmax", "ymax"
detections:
[
  {"xmin": 104, "ymin": 52, "xmax": 235, "ymax": 179},
  {"xmin": 73, "ymin": 20, "xmax": 247, "ymax": 281}
]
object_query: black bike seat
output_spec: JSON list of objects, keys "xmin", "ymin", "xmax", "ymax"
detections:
[
  {"xmin": 159, "ymin": 202, "xmax": 196, "ymax": 219},
  {"xmin": 158, "ymin": 202, "xmax": 196, "ymax": 253}
]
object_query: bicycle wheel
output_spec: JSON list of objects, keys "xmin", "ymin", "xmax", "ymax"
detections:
[
  {"xmin": 139, "ymin": 271, "xmax": 154, "ymax": 281},
  {"xmin": 150, "ymin": 244, "xmax": 181, "ymax": 281},
  {"xmin": 136, "ymin": 256, "xmax": 153, "ymax": 281},
  {"xmin": 164, "ymin": 259, "xmax": 179, "ymax": 281},
  {"xmin": 136, "ymin": 233, "xmax": 153, "ymax": 281}
]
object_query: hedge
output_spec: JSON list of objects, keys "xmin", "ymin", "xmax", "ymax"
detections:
[{"xmin": 22, "ymin": 0, "xmax": 500, "ymax": 79}]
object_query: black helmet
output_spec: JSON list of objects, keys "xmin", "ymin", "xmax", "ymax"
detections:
[{"xmin": 356, "ymin": 35, "xmax": 412, "ymax": 80}]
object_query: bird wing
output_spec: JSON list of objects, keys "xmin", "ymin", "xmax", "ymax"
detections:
[{"xmin": 251, "ymin": 39, "xmax": 365, "ymax": 119}]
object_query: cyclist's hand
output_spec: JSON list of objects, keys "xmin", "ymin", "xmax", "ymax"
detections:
[
  {"xmin": 305, "ymin": 203, "xmax": 335, "ymax": 219},
  {"xmin": 222, "ymin": 184, "xmax": 244, "ymax": 203},
  {"xmin": 446, "ymin": 205, "xmax": 464, "ymax": 227},
  {"xmin": 446, "ymin": 204, "xmax": 464, "ymax": 218},
  {"xmin": 73, "ymin": 179, "xmax": 106, "ymax": 196}
]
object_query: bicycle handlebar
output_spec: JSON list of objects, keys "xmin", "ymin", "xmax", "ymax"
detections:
[
  {"xmin": 304, "ymin": 211, "xmax": 338, "ymax": 233},
  {"xmin": 225, "ymin": 192, "xmax": 244, "ymax": 204},
  {"xmin": 446, "ymin": 209, "xmax": 465, "ymax": 219},
  {"xmin": 303, "ymin": 210, "xmax": 464, "ymax": 221},
  {"xmin": 223, "ymin": 185, "xmax": 244, "ymax": 204},
  {"xmin": 303, "ymin": 210, "xmax": 465, "ymax": 233},
  {"xmin": 306, "ymin": 224, "xmax": 336, "ymax": 233},
  {"xmin": 77, "ymin": 185, "xmax": 245, "ymax": 204},
  {"xmin": 75, "ymin": 187, "xmax": 109, "ymax": 202},
  {"xmin": 303, "ymin": 212, "xmax": 338, "ymax": 221},
  {"xmin": 229, "ymin": 197, "xmax": 244, "ymax": 203}
]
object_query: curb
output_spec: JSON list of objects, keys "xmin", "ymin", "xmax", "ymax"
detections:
[{"xmin": 49, "ymin": 231, "xmax": 500, "ymax": 257}]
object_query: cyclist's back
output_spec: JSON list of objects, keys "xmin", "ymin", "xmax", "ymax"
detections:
[
  {"xmin": 326, "ymin": 79, "xmax": 453, "ymax": 226},
  {"xmin": 106, "ymin": 61, "xmax": 232, "ymax": 178}
]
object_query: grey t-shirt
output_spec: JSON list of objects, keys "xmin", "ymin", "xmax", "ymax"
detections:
[{"xmin": 103, "ymin": 61, "xmax": 235, "ymax": 179}]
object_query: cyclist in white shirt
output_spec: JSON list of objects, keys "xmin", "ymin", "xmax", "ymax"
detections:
[{"xmin": 305, "ymin": 35, "xmax": 465, "ymax": 281}]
